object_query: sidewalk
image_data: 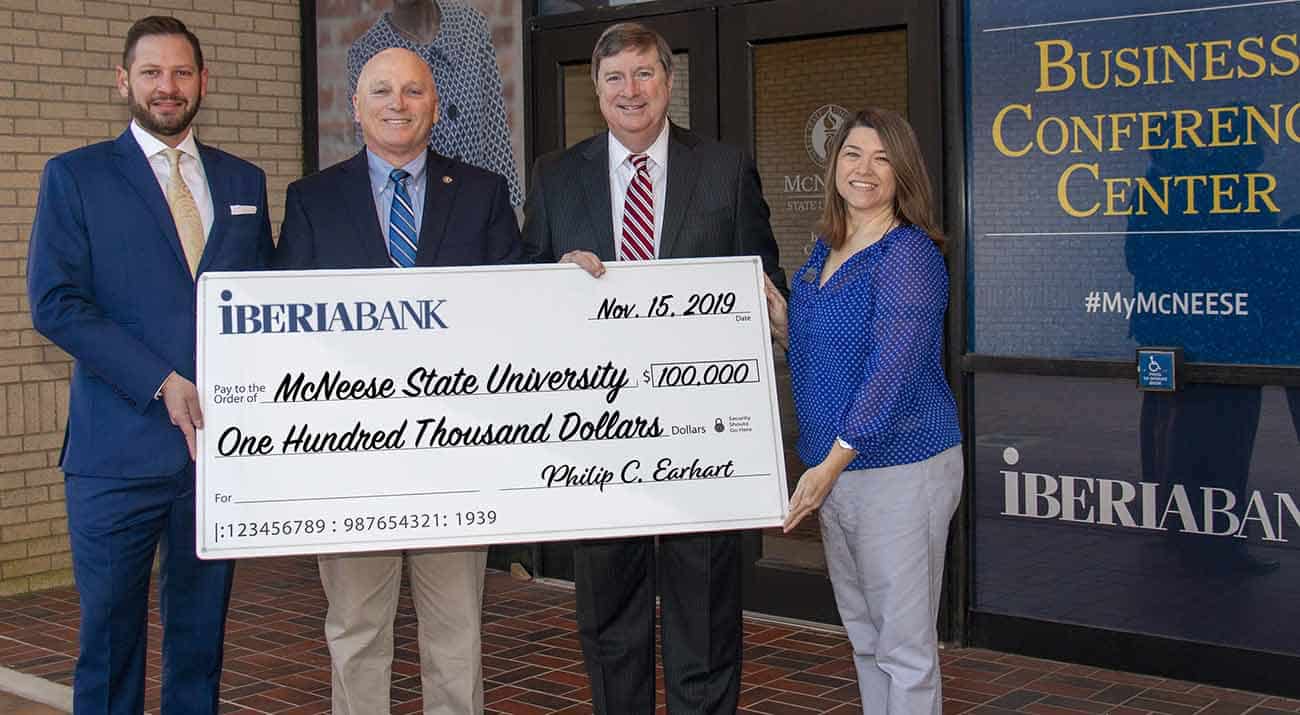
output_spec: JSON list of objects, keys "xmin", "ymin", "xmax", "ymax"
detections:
[
  {"xmin": 0, "ymin": 690, "xmax": 63, "ymax": 714},
  {"xmin": 1, "ymin": 555, "xmax": 1297, "ymax": 714}
]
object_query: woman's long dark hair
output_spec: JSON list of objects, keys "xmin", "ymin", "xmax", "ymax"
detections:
[{"xmin": 817, "ymin": 107, "xmax": 944, "ymax": 251}]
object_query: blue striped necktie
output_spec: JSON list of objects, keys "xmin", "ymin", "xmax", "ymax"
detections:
[{"xmin": 387, "ymin": 168, "xmax": 418, "ymax": 268}]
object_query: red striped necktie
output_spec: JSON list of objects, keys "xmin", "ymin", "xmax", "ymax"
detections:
[{"xmin": 620, "ymin": 153, "xmax": 655, "ymax": 261}]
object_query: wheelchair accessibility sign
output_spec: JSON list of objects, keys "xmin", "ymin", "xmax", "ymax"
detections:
[{"xmin": 1137, "ymin": 347, "xmax": 1182, "ymax": 392}]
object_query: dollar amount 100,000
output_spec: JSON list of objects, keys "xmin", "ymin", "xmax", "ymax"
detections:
[{"xmin": 646, "ymin": 360, "xmax": 758, "ymax": 388}]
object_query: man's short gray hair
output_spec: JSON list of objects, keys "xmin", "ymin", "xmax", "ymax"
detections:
[{"xmin": 590, "ymin": 22, "xmax": 673, "ymax": 84}]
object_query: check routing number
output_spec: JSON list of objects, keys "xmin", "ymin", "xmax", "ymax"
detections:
[{"xmin": 195, "ymin": 258, "xmax": 788, "ymax": 558}]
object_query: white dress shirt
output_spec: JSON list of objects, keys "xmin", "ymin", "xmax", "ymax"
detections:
[
  {"xmin": 132, "ymin": 120, "xmax": 216, "ymax": 401},
  {"xmin": 130, "ymin": 120, "xmax": 215, "ymax": 239},
  {"xmin": 608, "ymin": 122, "xmax": 669, "ymax": 259}
]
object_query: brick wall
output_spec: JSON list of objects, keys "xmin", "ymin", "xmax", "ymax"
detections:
[{"xmin": 0, "ymin": 0, "xmax": 304, "ymax": 595}]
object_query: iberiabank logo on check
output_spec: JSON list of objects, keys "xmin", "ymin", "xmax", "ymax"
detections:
[{"xmin": 217, "ymin": 289, "xmax": 451, "ymax": 334}]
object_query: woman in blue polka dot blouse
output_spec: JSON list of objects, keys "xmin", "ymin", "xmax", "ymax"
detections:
[{"xmin": 765, "ymin": 107, "xmax": 963, "ymax": 715}]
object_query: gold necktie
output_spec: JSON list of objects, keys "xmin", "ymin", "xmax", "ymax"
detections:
[{"xmin": 164, "ymin": 147, "xmax": 205, "ymax": 278}]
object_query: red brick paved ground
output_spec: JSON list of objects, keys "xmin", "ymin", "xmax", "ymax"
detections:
[{"xmin": 0, "ymin": 555, "xmax": 1297, "ymax": 714}]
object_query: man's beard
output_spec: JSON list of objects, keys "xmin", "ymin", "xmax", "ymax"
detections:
[{"xmin": 128, "ymin": 88, "xmax": 201, "ymax": 138}]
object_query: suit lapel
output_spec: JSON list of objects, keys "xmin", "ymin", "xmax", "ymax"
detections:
[
  {"xmin": 659, "ymin": 124, "xmax": 700, "ymax": 260},
  {"xmin": 196, "ymin": 142, "xmax": 228, "ymax": 275},
  {"xmin": 414, "ymin": 150, "xmax": 458, "ymax": 266},
  {"xmin": 580, "ymin": 134, "xmax": 616, "ymax": 261},
  {"xmin": 339, "ymin": 150, "xmax": 391, "ymax": 267},
  {"xmin": 111, "ymin": 131, "xmax": 190, "ymax": 275}
]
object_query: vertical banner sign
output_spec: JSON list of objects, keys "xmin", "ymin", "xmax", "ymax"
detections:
[{"xmin": 967, "ymin": 0, "xmax": 1300, "ymax": 364}]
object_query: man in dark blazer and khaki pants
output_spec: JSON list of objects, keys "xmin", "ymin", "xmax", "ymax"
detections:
[
  {"xmin": 275, "ymin": 48, "xmax": 520, "ymax": 715},
  {"xmin": 523, "ymin": 22, "xmax": 786, "ymax": 715}
]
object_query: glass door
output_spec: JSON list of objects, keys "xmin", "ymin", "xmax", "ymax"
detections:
[
  {"xmin": 718, "ymin": 0, "xmax": 945, "ymax": 624},
  {"xmin": 523, "ymin": 1, "xmax": 947, "ymax": 629}
]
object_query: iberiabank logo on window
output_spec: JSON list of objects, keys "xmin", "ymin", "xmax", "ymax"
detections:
[{"xmin": 998, "ymin": 446, "xmax": 1300, "ymax": 541}]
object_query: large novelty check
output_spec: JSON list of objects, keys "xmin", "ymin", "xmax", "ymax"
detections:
[{"xmin": 195, "ymin": 258, "xmax": 787, "ymax": 558}]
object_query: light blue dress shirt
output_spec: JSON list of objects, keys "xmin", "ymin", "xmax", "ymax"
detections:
[{"xmin": 366, "ymin": 149, "xmax": 428, "ymax": 240}]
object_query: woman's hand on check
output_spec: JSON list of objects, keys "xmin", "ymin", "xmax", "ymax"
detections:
[
  {"xmin": 784, "ymin": 463, "xmax": 838, "ymax": 532},
  {"xmin": 763, "ymin": 274, "xmax": 788, "ymax": 351}
]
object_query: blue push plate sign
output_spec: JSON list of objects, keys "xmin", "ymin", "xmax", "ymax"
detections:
[{"xmin": 1137, "ymin": 347, "xmax": 1182, "ymax": 392}]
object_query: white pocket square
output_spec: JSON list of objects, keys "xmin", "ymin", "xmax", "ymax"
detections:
[{"xmin": 229, "ymin": 204, "xmax": 258, "ymax": 215}]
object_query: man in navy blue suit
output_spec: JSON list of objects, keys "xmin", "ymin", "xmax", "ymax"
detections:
[
  {"xmin": 275, "ymin": 48, "xmax": 520, "ymax": 714},
  {"xmin": 26, "ymin": 16, "xmax": 273, "ymax": 715}
]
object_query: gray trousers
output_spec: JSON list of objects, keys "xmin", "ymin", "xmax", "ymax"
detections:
[
  {"xmin": 819, "ymin": 445, "xmax": 963, "ymax": 715},
  {"xmin": 318, "ymin": 547, "xmax": 488, "ymax": 715}
]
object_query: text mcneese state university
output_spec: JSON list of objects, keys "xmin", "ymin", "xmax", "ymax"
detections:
[{"xmin": 272, "ymin": 363, "xmax": 632, "ymax": 405}]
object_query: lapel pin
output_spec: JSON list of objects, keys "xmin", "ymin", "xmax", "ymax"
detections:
[{"xmin": 442, "ymin": 175, "xmax": 453, "ymax": 184}]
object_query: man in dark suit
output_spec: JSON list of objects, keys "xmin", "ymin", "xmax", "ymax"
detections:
[
  {"xmin": 275, "ymin": 48, "xmax": 520, "ymax": 715},
  {"xmin": 27, "ymin": 16, "xmax": 273, "ymax": 714},
  {"xmin": 523, "ymin": 22, "xmax": 786, "ymax": 715}
]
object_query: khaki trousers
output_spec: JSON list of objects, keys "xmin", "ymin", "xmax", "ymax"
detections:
[{"xmin": 318, "ymin": 547, "xmax": 488, "ymax": 715}]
